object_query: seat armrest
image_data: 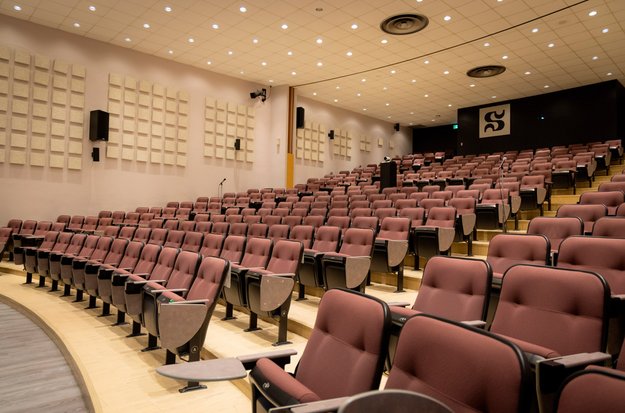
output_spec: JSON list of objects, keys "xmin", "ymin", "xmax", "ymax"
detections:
[
  {"xmin": 237, "ymin": 348, "xmax": 298, "ymax": 370},
  {"xmin": 268, "ymin": 397, "xmax": 349, "ymax": 413},
  {"xmin": 168, "ymin": 299, "xmax": 209, "ymax": 305},
  {"xmin": 461, "ymin": 320, "xmax": 487, "ymax": 329},
  {"xmin": 148, "ymin": 287, "xmax": 187, "ymax": 295},
  {"xmin": 537, "ymin": 352, "xmax": 611, "ymax": 392},
  {"xmin": 111, "ymin": 273, "xmax": 130, "ymax": 286}
]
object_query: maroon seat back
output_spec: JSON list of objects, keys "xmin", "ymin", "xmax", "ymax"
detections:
[
  {"xmin": 339, "ymin": 228, "xmax": 375, "ymax": 257},
  {"xmin": 487, "ymin": 234, "xmax": 550, "ymax": 280},
  {"xmin": 112, "ymin": 211, "xmax": 125, "ymax": 225},
  {"xmin": 123, "ymin": 212, "xmax": 140, "ymax": 225},
  {"xmin": 132, "ymin": 227, "xmax": 151, "ymax": 243},
  {"xmin": 374, "ymin": 207, "xmax": 397, "ymax": 222},
  {"xmin": 424, "ymin": 207, "xmax": 455, "ymax": 227},
  {"xmin": 50, "ymin": 232, "xmax": 73, "ymax": 253},
  {"xmin": 18, "ymin": 220, "xmax": 37, "ymax": 235},
  {"xmin": 556, "ymin": 204, "xmax": 607, "ymax": 233},
  {"xmin": 592, "ymin": 216, "xmax": 625, "ymax": 238},
  {"xmin": 311, "ymin": 226, "xmax": 341, "ymax": 253},
  {"xmin": 398, "ymin": 207, "xmax": 425, "ymax": 228},
  {"xmin": 131, "ymin": 244, "xmax": 161, "ymax": 275},
  {"xmin": 265, "ymin": 239, "xmax": 303, "ymax": 274},
  {"xmin": 526, "ymin": 217, "xmax": 583, "ymax": 252},
  {"xmin": 33, "ymin": 221, "xmax": 52, "ymax": 235},
  {"xmin": 195, "ymin": 221, "xmax": 212, "ymax": 234},
  {"xmin": 185, "ymin": 256, "xmax": 230, "ymax": 303},
  {"xmin": 394, "ymin": 199, "xmax": 417, "ymax": 210},
  {"xmin": 148, "ymin": 228, "xmax": 168, "ymax": 246},
  {"xmin": 377, "ymin": 217, "xmax": 410, "ymax": 241},
  {"xmin": 147, "ymin": 247, "xmax": 179, "ymax": 282},
  {"xmin": 599, "ymin": 181, "xmax": 625, "ymax": 193},
  {"xmin": 289, "ymin": 225, "xmax": 314, "ymax": 249},
  {"xmin": 268, "ymin": 224, "xmax": 290, "ymax": 242},
  {"xmin": 211, "ymin": 222, "xmax": 230, "ymax": 235},
  {"xmin": 288, "ymin": 289, "xmax": 390, "ymax": 400},
  {"xmin": 491, "ymin": 264, "xmax": 609, "ymax": 356},
  {"xmin": 117, "ymin": 241, "xmax": 143, "ymax": 270},
  {"xmin": 448, "ymin": 197, "xmax": 475, "ymax": 215},
  {"xmin": 37, "ymin": 231, "xmax": 60, "ymax": 251},
  {"xmin": 101, "ymin": 238, "xmax": 127, "ymax": 266},
  {"xmin": 118, "ymin": 226, "xmax": 136, "ymax": 240},
  {"xmin": 68, "ymin": 216, "xmax": 84, "ymax": 230},
  {"xmin": 199, "ymin": 233, "xmax": 225, "ymax": 258},
  {"xmin": 90, "ymin": 236, "xmax": 114, "ymax": 262},
  {"xmin": 248, "ymin": 223, "xmax": 269, "ymax": 238},
  {"xmin": 163, "ymin": 219, "xmax": 179, "ymax": 230},
  {"xmin": 179, "ymin": 220, "xmax": 196, "ymax": 232},
  {"xmin": 163, "ymin": 230, "xmax": 185, "ymax": 248},
  {"xmin": 414, "ymin": 256, "xmax": 491, "ymax": 321},
  {"xmin": 147, "ymin": 219, "xmax": 163, "ymax": 229},
  {"xmin": 181, "ymin": 231, "xmax": 203, "ymax": 253},
  {"xmin": 165, "ymin": 251, "xmax": 201, "ymax": 290},
  {"xmin": 387, "ymin": 314, "xmax": 528, "ymax": 413},
  {"xmin": 579, "ymin": 191, "xmax": 624, "ymax": 215},
  {"xmin": 65, "ymin": 234, "xmax": 88, "ymax": 256},
  {"xmin": 82, "ymin": 216, "xmax": 98, "ymax": 231},
  {"xmin": 239, "ymin": 237, "xmax": 273, "ymax": 268},
  {"xmin": 555, "ymin": 369, "xmax": 625, "ymax": 413},
  {"xmin": 557, "ymin": 235, "xmax": 625, "ymax": 295},
  {"xmin": 351, "ymin": 216, "xmax": 379, "ymax": 231},
  {"xmin": 219, "ymin": 235, "xmax": 246, "ymax": 263}
]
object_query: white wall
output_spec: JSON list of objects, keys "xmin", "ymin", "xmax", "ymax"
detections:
[
  {"xmin": 0, "ymin": 15, "xmax": 412, "ymax": 226},
  {"xmin": 292, "ymin": 96, "xmax": 412, "ymax": 184}
]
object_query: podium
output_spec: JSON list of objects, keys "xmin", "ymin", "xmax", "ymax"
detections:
[{"xmin": 380, "ymin": 161, "xmax": 397, "ymax": 190}]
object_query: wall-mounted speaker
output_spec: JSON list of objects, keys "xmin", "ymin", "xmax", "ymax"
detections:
[
  {"xmin": 394, "ymin": 123, "xmax": 400, "ymax": 132},
  {"xmin": 328, "ymin": 130, "xmax": 335, "ymax": 140},
  {"xmin": 234, "ymin": 138, "xmax": 241, "ymax": 151},
  {"xmin": 296, "ymin": 106, "xmax": 305, "ymax": 129},
  {"xmin": 89, "ymin": 110, "xmax": 109, "ymax": 141},
  {"xmin": 91, "ymin": 147, "xmax": 100, "ymax": 162}
]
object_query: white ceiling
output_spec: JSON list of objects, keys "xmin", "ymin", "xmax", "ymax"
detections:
[{"xmin": 1, "ymin": 0, "xmax": 624, "ymax": 126}]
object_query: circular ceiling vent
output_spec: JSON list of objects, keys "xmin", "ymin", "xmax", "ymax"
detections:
[
  {"xmin": 380, "ymin": 14, "xmax": 429, "ymax": 35},
  {"xmin": 467, "ymin": 65, "xmax": 507, "ymax": 78}
]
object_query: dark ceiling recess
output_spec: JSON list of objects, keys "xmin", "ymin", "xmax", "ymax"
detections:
[
  {"xmin": 466, "ymin": 65, "xmax": 507, "ymax": 78},
  {"xmin": 380, "ymin": 14, "xmax": 429, "ymax": 35}
]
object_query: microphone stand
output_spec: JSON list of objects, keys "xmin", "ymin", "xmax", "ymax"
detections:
[
  {"xmin": 498, "ymin": 158, "xmax": 507, "ymax": 232},
  {"xmin": 218, "ymin": 179, "xmax": 226, "ymax": 199}
]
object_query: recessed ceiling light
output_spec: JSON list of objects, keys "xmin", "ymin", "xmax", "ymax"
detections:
[
  {"xmin": 239, "ymin": 6, "xmax": 247, "ymax": 13},
  {"xmin": 385, "ymin": 103, "xmax": 390, "ymax": 106},
  {"xmin": 469, "ymin": 84, "xmax": 475, "ymax": 87},
  {"xmin": 484, "ymin": 42, "xmax": 491, "ymax": 47},
  {"xmin": 491, "ymin": 95, "xmax": 497, "ymax": 99},
  {"xmin": 240, "ymin": 71, "xmax": 244, "ymax": 75},
  {"xmin": 411, "ymin": 79, "xmax": 416, "ymax": 83},
  {"xmin": 188, "ymin": 37, "xmax": 195, "ymax": 43},
  {"xmin": 524, "ymin": 71, "xmax": 531, "ymax": 75},
  {"xmin": 212, "ymin": 23, "xmax": 219, "ymax": 29},
  {"xmin": 124, "ymin": 37, "xmax": 131, "ymax": 42},
  {"xmin": 544, "ymin": 85, "xmax": 550, "ymax": 88},
  {"xmin": 252, "ymin": 38, "xmax": 259, "ymax": 44},
  {"xmin": 607, "ymin": 72, "xmax": 613, "ymax": 76},
  {"xmin": 261, "ymin": 61, "xmax": 267, "ymax": 66},
  {"xmin": 387, "ymin": 116, "xmax": 392, "ymax": 119},
  {"xmin": 363, "ymin": 108, "xmax": 367, "ymax": 111},
  {"xmin": 448, "ymin": 104, "xmax": 452, "ymax": 107},
  {"xmin": 334, "ymin": 99, "xmax": 339, "ymax": 102},
  {"xmin": 390, "ymin": 70, "xmax": 396, "ymax": 74},
  {"xmin": 547, "ymin": 43, "xmax": 555, "ymax": 48},
  {"xmin": 592, "ymin": 56, "xmax": 599, "ymax": 60},
  {"xmin": 281, "ymin": 23, "xmax": 288, "ymax": 30},
  {"xmin": 502, "ymin": 55, "xmax": 509, "ymax": 59},
  {"xmin": 381, "ymin": 39, "xmax": 388, "ymax": 44},
  {"xmin": 532, "ymin": 28, "xmax": 539, "ymax": 33},
  {"xmin": 424, "ymin": 94, "xmax": 429, "ymax": 97},
  {"xmin": 312, "ymin": 92, "xmax": 317, "ymax": 96},
  {"xmin": 168, "ymin": 50, "xmax": 173, "ymax": 54},
  {"xmin": 143, "ymin": 23, "xmax": 150, "ymax": 29},
  {"xmin": 351, "ymin": 23, "xmax": 358, "ymax": 29},
  {"xmin": 424, "ymin": 60, "xmax": 430, "ymax": 64},
  {"xmin": 227, "ymin": 50, "xmax": 233, "ymax": 55},
  {"xmin": 206, "ymin": 60, "xmax": 212, "ymax": 65},
  {"xmin": 88, "ymin": 5, "xmax": 96, "ymax": 12},
  {"xmin": 383, "ymin": 87, "xmax": 388, "ymax": 91},
  {"xmin": 356, "ymin": 93, "xmax": 361, "ymax": 97},
  {"xmin": 602, "ymin": 28, "xmax": 609, "ymax": 33},
  {"xmin": 13, "ymin": 5, "xmax": 22, "ymax": 11},
  {"xmin": 164, "ymin": 6, "xmax": 172, "ymax": 12},
  {"xmin": 443, "ymin": 15, "xmax": 451, "ymax": 21},
  {"xmin": 432, "ymin": 119, "xmax": 436, "ymax": 122},
  {"xmin": 410, "ymin": 112, "xmax": 414, "ymax": 115},
  {"xmin": 346, "ymin": 51, "xmax": 353, "ymax": 57},
  {"xmin": 73, "ymin": 22, "xmax": 80, "ymax": 28},
  {"xmin": 588, "ymin": 10, "xmax": 597, "ymax": 17},
  {"xmin": 317, "ymin": 62, "xmax": 323, "ymax": 67},
  {"xmin": 361, "ymin": 78, "xmax": 366, "ymax": 82},
  {"xmin": 443, "ymin": 70, "xmax": 450, "ymax": 75},
  {"xmin": 291, "ymin": 71, "xmax": 297, "ymax": 75},
  {"xmin": 409, "ymin": 122, "xmax": 414, "ymax": 125},
  {"xmin": 316, "ymin": 37, "xmax": 323, "ymax": 44},
  {"xmin": 269, "ymin": 80, "xmax": 274, "ymax": 83},
  {"xmin": 287, "ymin": 51, "xmax": 293, "ymax": 56}
]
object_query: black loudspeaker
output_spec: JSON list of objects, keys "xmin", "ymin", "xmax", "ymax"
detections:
[
  {"xmin": 328, "ymin": 130, "xmax": 335, "ymax": 140},
  {"xmin": 91, "ymin": 147, "xmax": 100, "ymax": 162},
  {"xmin": 234, "ymin": 138, "xmax": 241, "ymax": 151},
  {"xmin": 296, "ymin": 107, "xmax": 305, "ymax": 129},
  {"xmin": 380, "ymin": 161, "xmax": 397, "ymax": 190},
  {"xmin": 89, "ymin": 110, "xmax": 109, "ymax": 141},
  {"xmin": 394, "ymin": 123, "xmax": 400, "ymax": 132}
]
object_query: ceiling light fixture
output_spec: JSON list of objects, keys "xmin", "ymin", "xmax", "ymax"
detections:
[
  {"xmin": 188, "ymin": 38, "xmax": 195, "ymax": 43},
  {"xmin": 424, "ymin": 60, "xmax": 430, "ymax": 64},
  {"xmin": 607, "ymin": 72, "xmax": 613, "ymax": 76},
  {"xmin": 467, "ymin": 65, "xmax": 506, "ymax": 78},
  {"xmin": 13, "ymin": 5, "xmax": 22, "ymax": 11},
  {"xmin": 544, "ymin": 85, "xmax": 550, "ymax": 88},
  {"xmin": 380, "ymin": 13, "xmax": 429, "ymax": 35},
  {"xmin": 143, "ymin": 23, "xmax": 150, "ymax": 29},
  {"xmin": 228, "ymin": 50, "xmax": 233, "ymax": 55},
  {"xmin": 261, "ymin": 61, "xmax": 267, "ymax": 66},
  {"xmin": 73, "ymin": 22, "xmax": 80, "ymax": 28},
  {"xmin": 532, "ymin": 28, "xmax": 538, "ymax": 33},
  {"xmin": 524, "ymin": 71, "xmax": 531, "ymax": 75},
  {"xmin": 206, "ymin": 60, "xmax": 212, "ymax": 65},
  {"xmin": 287, "ymin": 51, "xmax": 293, "ymax": 56},
  {"xmin": 334, "ymin": 99, "xmax": 339, "ymax": 102},
  {"xmin": 252, "ymin": 38, "xmax": 259, "ymax": 44},
  {"xmin": 588, "ymin": 10, "xmax": 597, "ymax": 16},
  {"xmin": 484, "ymin": 42, "xmax": 491, "ymax": 47},
  {"xmin": 317, "ymin": 62, "xmax": 323, "ymax": 67},
  {"xmin": 443, "ymin": 70, "xmax": 450, "ymax": 75},
  {"xmin": 239, "ymin": 6, "xmax": 247, "ymax": 13},
  {"xmin": 424, "ymin": 94, "xmax": 429, "ymax": 97},
  {"xmin": 212, "ymin": 23, "xmax": 219, "ymax": 29},
  {"xmin": 291, "ymin": 71, "xmax": 296, "ymax": 75},
  {"xmin": 124, "ymin": 37, "xmax": 131, "ymax": 42},
  {"xmin": 316, "ymin": 37, "xmax": 323, "ymax": 44},
  {"xmin": 346, "ymin": 51, "xmax": 353, "ymax": 57},
  {"xmin": 351, "ymin": 23, "xmax": 358, "ymax": 29},
  {"xmin": 592, "ymin": 56, "xmax": 598, "ymax": 60},
  {"xmin": 381, "ymin": 39, "xmax": 388, "ymax": 44},
  {"xmin": 88, "ymin": 5, "xmax": 96, "ymax": 11},
  {"xmin": 548, "ymin": 43, "xmax": 555, "ymax": 48},
  {"xmin": 164, "ymin": 6, "xmax": 172, "ymax": 12},
  {"xmin": 281, "ymin": 23, "xmax": 288, "ymax": 30},
  {"xmin": 502, "ymin": 55, "xmax": 509, "ymax": 59},
  {"xmin": 602, "ymin": 28, "xmax": 609, "ymax": 33},
  {"xmin": 443, "ymin": 15, "xmax": 451, "ymax": 21}
]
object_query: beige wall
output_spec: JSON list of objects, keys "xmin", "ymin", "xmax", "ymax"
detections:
[{"xmin": 0, "ymin": 15, "xmax": 410, "ymax": 225}]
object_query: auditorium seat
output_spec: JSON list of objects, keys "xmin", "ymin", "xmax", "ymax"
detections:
[
  {"xmin": 519, "ymin": 174, "xmax": 548, "ymax": 214},
  {"xmin": 148, "ymin": 228, "xmax": 168, "ymax": 246},
  {"xmin": 371, "ymin": 217, "xmax": 410, "ymax": 292},
  {"xmin": 222, "ymin": 237, "xmax": 273, "ymax": 320},
  {"xmin": 67, "ymin": 215, "xmax": 85, "ymax": 232},
  {"xmin": 248, "ymin": 288, "xmax": 390, "ymax": 412},
  {"xmin": 50, "ymin": 233, "xmax": 87, "ymax": 296},
  {"xmin": 555, "ymin": 368, "xmax": 625, "ymax": 413},
  {"xmin": 111, "ymin": 211, "xmax": 126, "ymax": 225},
  {"xmin": 243, "ymin": 239, "xmax": 303, "ymax": 345},
  {"xmin": 219, "ymin": 235, "xmax": 247, "ymax": 264},
  {"xmin": 211, "ymin": 222, "xmax": 230, "ymax": 235},
  {"xmin": 351, "ymin": 216, "xmax": 379, "ymax": 232},
  {"xmin": 132, "ymin": 227, "xmax": 151, "ymax": 244},
  {"xmin": 487, "ymin": 234, "xmax": 550, "ymax": 284},
  {"xmin": 476, "ymin": 188, "xmax": 511, "ymax": 231},
  {"xmin": 163, "ymin": 219, "xmax": 180, "ymax": 230},
  {"xmin": 180, "ymin": 231, "xmax": 204, "ymax": 253},
  {"xmin": 374, "ymin": 207, "xmax": 397, "ymax": 223},
  {"xmin": 247, "ymin": 223, "xmax": 268, "ymax": 238},
  {"xmin": 262, "ymin": 214, "xmax": 282, "ymax": 226},
  {"xmin": 297, "ymin": 226, "xmax": 341, "ymax": 299},
  {"xmin": 147, "ymin": 219, "xmax": 164, "ymax": 229},
  {"xmin": 289, "ymin": 225, "xmax": 314, "ymax": 249},
  {"xmin": 22, "ymin": 230, "xmax": 60, "ymax": 285},
  {"xmin": 579, "ymin": 191, "xmax": 624, "ymax": 215},
  {"xmin": 412, "ymin": 206, "xmax": 456, "ymax": 270},
  {"xmin": 163, "ymin": 230, "xmax": 185, "ymax": 248},
  {"xmin": 142, "ymin": 251, "xmax": 202, "ymax": 352},
  {"xmin": 70, "ymin": 235, "xmax": 114, "ymax": 302},
  {"xmin": 526, "ymin": 216, "xmax": 583, "ymax": 257},
  {"xmin": 179, "ymin": 220, "xmax": 196, "ymax": 232},
  {"xmin": 34, "ymin": 231, "xmax": 74, "ymax": 290},
  {"xmin": 0, "ymin": 219, "xmax": 22, "ymax": 261},
  {"xmin": 83, "ymin": 237, "xmax": 129, "ymax": 309},
  {"xmin": 556, "ymin": 204, "xmax": 607, "ymax": 234},
  {"xmin": 321, "ymin": 228, "xmax": 374, "ymax": 292}
]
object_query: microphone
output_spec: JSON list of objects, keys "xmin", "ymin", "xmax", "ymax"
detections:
[
  {"xmin": 219, "ymin": 178, "xmax": 226, "ymax": 185},
  {"xmin": 499, "ymin": 156, "xmax": 507, "ymax": 168}
]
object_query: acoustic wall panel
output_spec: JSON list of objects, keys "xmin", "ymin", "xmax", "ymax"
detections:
[
  {"xmin": 295, "ymin": 121, "xmax": 325, "ymax": 164},
  {"xmin": 204, "ymin": 97, "xmax": 255, "ymax": 163},
  {"xmin": 0, "ymin": 47, "xmax": 85, "ymax": 168},
  {"xmin": 107, "ymin": 73, "xmax": 188, "ymax": 166}
]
